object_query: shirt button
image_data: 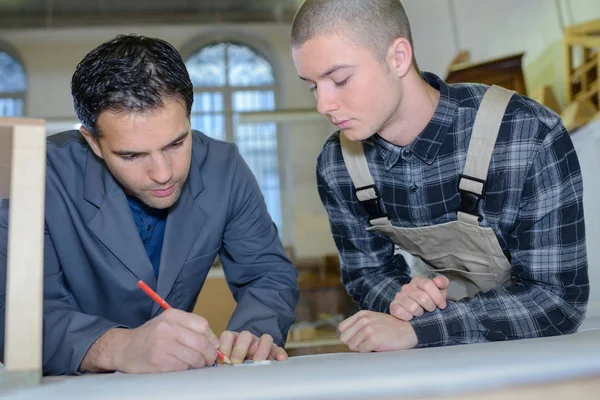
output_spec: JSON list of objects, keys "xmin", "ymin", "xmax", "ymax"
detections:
[
  {"xmin": 409, "ymin": 184, "xmax": 419, "ymax": 194},
  {"xmin": 402, "ymin": 149, "xmax": 412, "ymax": 160}
]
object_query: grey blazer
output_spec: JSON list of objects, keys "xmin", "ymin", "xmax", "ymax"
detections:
[{"xmin": 0, "ymin": 130, "xmax": 298, "ymax": 375}]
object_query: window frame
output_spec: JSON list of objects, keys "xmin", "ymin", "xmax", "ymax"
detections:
[
  {"xmin": 180, "ymin": 32, "xmax": 293, "ymax": 245},
  {"xmin": 0, "ymin": 43, "xmax": 27, "ymax": 117}
]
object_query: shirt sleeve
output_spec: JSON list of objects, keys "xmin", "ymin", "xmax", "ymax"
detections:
[
  {"xmin": 219, "ymin": 145, "xmax": 299, "ymax": 346},
  {"xmin": 316, "ymin": 150, "xmax": 412, "ymax": 313},
  {"xmin": 409, "ymin": 122, "xmax": 589, "ymax": 346}
]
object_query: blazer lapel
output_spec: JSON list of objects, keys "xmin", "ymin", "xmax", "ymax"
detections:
[
  {"xmin": 153, "ymin": 146, "xmax": 207, "ymax": 316},
  {"xmin": 84, "ymin": 151, "xmax": 157, "ymax": 289}
]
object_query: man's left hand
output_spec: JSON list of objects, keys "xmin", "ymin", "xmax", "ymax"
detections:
[
  {"xmin": 338, "ymin": 311, "xmax": 418, "ymax": 352},
  {"xmin": 219, "ymin": 331, "xmax": 288, "ymax": 364}
]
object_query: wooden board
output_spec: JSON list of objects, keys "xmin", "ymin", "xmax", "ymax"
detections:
[
  {"xmin": 0, "ymin": 117, "xmax": 46, "ymax": 391},
  {"xmin": 4, "ymin": 324, "xmax": 600, "ymax": 399}
]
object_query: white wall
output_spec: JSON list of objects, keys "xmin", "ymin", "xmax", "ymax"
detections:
[
  {"xmin": 1, "ymin": 0, "xmax": 600, "ymax": 261},
  {"xmin": 405, "ymin": 0, "xmax": 600, "ymax": 105}
]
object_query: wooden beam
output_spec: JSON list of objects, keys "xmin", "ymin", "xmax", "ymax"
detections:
[
  {"xmin": 564, "ymin": 34, "xmax": 600, "ymax": 49},
  {"xmin": 565, "ymin": 18, "xmax": 600, "ymax": 35},
  {"xmin": 563, "ymin": 38, "xmax": 573, "ymax": 103},
  {"xmin": 0, "ymin": 117, "xmax": 46, "ymax": 391},
  {"xmin": 560, "ymin": 99, "xmax": 598, "ymax": 133}
]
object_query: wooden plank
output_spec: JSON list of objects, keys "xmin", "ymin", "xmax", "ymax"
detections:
[
  {"xmin": 563, "ymin": 39, "xmax": 573, "ymax": 103},
  {"xmin": 0, "ymin": 117, "xmax": 46, "ymax": 390},
  {"xmin": 564, "ymin": 34, "xmax": 600, "ymax": 49},
  {"xmin": 565, "ymin": 18, "xmax": 600, "ymax": 35},
  {"xmin": 0, "ymin": 127, "xmax": 12, "ymax": 199},
  {"xmin": 598, "ymin": 53, "xmax": 600, "ymax": 108}
]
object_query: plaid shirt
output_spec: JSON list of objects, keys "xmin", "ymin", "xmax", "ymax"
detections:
[{"xmin": 317, "ymin": 72, "xmax": 589, "ymax": 347}]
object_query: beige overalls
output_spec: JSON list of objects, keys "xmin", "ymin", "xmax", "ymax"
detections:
[{"xmin": 340, "ymin": 85, "xmax": 515, "ymax": 301}]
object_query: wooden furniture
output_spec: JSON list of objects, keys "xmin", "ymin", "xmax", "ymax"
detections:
[
  {"xmin": 446, "ymin": 52, "xmax": 527, "ymax": 95},
  {"xmin": 561, "ymin": 98, "xmax": 598, "ymax": 133},
  {"xmin": 562, "ymin": 18, "xmax": 600, "ymax": 132},
  {"xmin": 530, "ymin": 85, "xmax": 562, "ymax": 114},
  {"xmin": 286, "ymin": 253, "xmax": 356, "ymax": 356},
  {"xmin": 192, "ymin": 267, "xmax": 237, "ymax": 336},
  {"xmin": 0, "ymin": 118, "xmax": 46, "ymax": 391},
  {"xmin": 563, "ymin": 18, "xmax": 600, "ymax": 110}
]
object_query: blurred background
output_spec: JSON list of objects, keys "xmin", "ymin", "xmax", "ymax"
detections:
[{"xmin": 1, "ymin": 0, "xmax": 600, "ymax": 354}]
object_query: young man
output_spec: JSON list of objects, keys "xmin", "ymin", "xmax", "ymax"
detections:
[
  {"xmin": 291, "ymin": 0, "xmax": 589, "ymax": 353},
  {"xmin": 0, "ymin": 35, "xmax": 299, "ymax": 375}
]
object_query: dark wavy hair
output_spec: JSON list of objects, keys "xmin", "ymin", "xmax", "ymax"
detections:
[{"xmin": 71, "ymin": 34, "xmax": 193, "ymax": 137}]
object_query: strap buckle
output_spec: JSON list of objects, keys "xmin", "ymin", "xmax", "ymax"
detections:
[
  {"xmin": 355, "ymin": 184, "xmax": 387, "ymax": 221},
  {"xmin": 458, "ymin": 174, "xmax": 486, "ymax": 219}
]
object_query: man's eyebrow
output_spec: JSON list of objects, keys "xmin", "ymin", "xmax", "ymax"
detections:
[
  {"xmin": 163, "ymin": 131, "xmax": 189, "ymax": 148},
  {"xmin": 298, "ymin": 64, "xmax": 353, "ymax": 81},
  {"xmin": 112, "ymin": 131, "xmax": 189, "ymax": 156}
]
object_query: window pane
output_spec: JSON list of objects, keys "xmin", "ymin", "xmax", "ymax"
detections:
[
  {"xmin": 191, "ymin": 113, "xmax": 225, "ymax": 141},
  {"xmin": 227, "ymin": 44, "xmax": 274, "ymax": 87},
  {"xmin": 192, "ymin": 92, "xmax": 223, "ymax": 113},
  {"xmin": 186, "ymin": 43, "xmax": 226, "ymax": 87},
  {"xmin": 232, "ymin": 90, "xmax": 275, "ymax": 112},
  {"xmin": 0, "ymin": 52, "xmax": 26, "ymax": 93},
  {"xmin": 235, "ymin": 122, "xmax": 280, "ymax": 230},
  {"xmin": 0, "ymin": 97, "xmax": 24, "ymax": 117}
]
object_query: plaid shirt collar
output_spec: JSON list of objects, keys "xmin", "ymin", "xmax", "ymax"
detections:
[{"xmin": 368, "ymin": 72, "xmax": 459, "ymax": 171}]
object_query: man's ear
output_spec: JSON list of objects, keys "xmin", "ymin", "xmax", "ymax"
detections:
[
  {"xmin": 79, "ymin": 126, "xmax": 103, "ymax": 160},
  {"xmin": 387, "ymin": 37, "xmax": 413, "ymax": 79}
]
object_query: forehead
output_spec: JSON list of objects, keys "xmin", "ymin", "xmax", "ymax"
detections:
[
  {"xmin": 96, "ymin": 100, "xmax": 189, "ymax": 148},
  {"xmin": 292, "ymin": 34, "xmax": 374, "ymax": 74}
]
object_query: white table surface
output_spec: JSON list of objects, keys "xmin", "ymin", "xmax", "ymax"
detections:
[{"xmin": 2, "ymin": 304, "xmax": 600, "ymax": 400}]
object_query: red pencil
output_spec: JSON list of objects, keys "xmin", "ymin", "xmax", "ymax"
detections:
[{"xmin": 137, "ymin": 280, "xmax": 231, "ymax": 365}]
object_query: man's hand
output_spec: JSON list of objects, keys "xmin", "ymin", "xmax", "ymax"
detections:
[
  {"xmin": 80, "ymin": 309, "xmax": 220, "ymax": 374},
  {"xmin": 218, "ymin": 331, "xmax": 287, "ymax": 364},
  {"xmin": 389, "ymin": 275, "xmax": 449, "ymax": 321},
  {"xmin": 338, "ymin": 311, "xmax": 418, "ymax": 352}
]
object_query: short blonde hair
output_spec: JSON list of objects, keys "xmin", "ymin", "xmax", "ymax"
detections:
[{"xmin": 291, "ymin": 0, "xmax": 418, "ymax": 70}]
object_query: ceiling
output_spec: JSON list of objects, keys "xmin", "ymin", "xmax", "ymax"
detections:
[{"xmin": 0, "ymin": 0, "xmax": 303, "ymax": 29}]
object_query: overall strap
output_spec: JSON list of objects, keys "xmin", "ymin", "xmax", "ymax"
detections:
[
  {"xmin": 458, "ymin": 85, "xmax": 515, "ymax": 225},
  {"xmin": 339, "ymin": 134, "xmax": 388, "ymax": 225}
]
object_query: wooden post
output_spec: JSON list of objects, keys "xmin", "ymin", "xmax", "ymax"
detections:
[
  {"xmin": 597, "ymin": 52, "xmax": 600, "ymax": 109},
  {"xmin": 563, "ymin": 37, "xmax": 573, "ymax": 104},
  {"xmin": 0, "ymin": 117, "xmax": 46, "ymax": 391}
]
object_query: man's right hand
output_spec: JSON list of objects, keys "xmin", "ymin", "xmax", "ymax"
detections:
[
  {"xmin": 389, "ymin": 276, "xmax": 449, "ymax": 321},
  {"xmin": 80, "ymin": 309, "xmax": 220, "ymax": 373}
]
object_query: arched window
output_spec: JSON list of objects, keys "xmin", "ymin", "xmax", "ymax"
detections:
[
  {"xmin": 186, "ymin": 42, "xmax": 281, "ymax": 232},
  {"xmin": 0, "ymin": 50, "xmax": 26, "ymax": 117}
]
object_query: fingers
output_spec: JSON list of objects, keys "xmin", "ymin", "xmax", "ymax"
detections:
[
  {"xmin": 338, "ymin": 310, "xmax": 363, "ymax": 332},
  {"xmin": 339, "ymin": 311, "xmax": 369, "ymax": 344},
  {"xmin": 408, "ymin": 277, "xmax": 440, "ymax": 311},
  {"xmin": 270, "ymin": 345, "xmax": 288, "ymax": 361},
  {"xmin": 390, "ymin": 276, "xmax": 448, "ymax": 321},
  {"xmin": 230, "ymin": 331, "xmax": 255, "ymax": 364},
  {"xmin": 346, "ymin": 325, "xmax": 371, "ymax": 352},
  {"xmin": 433, "ymin": 275, "xmax": 450, "ymax": 290},
  {"xmin": 156, "ymin": 355, "xmax": 190, "ymax": 373},
  {"xmin": 252, "ymin": 334, "xmax": 274, "ymax": 361},
  {"xmin": 390, "ymin": 299, "xmax": 418, "ymax": 320},
  {"xmin": 167, "ymin": 342, "xmax": 208, "ymax": 369},
  {"xmin": 414, "ymin": 276, "xmax": 447, "ymax": 309},
  {"xmin": 218, "ymin": 331, "xmax": 238, "ymax": 359},
  {"xmin": 165, "ymin": 309, "xmax": 220, "ymax": 348},
  {"xmin": 172, "ymin": 323, "xmax": 217, "ymax": 368}
]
